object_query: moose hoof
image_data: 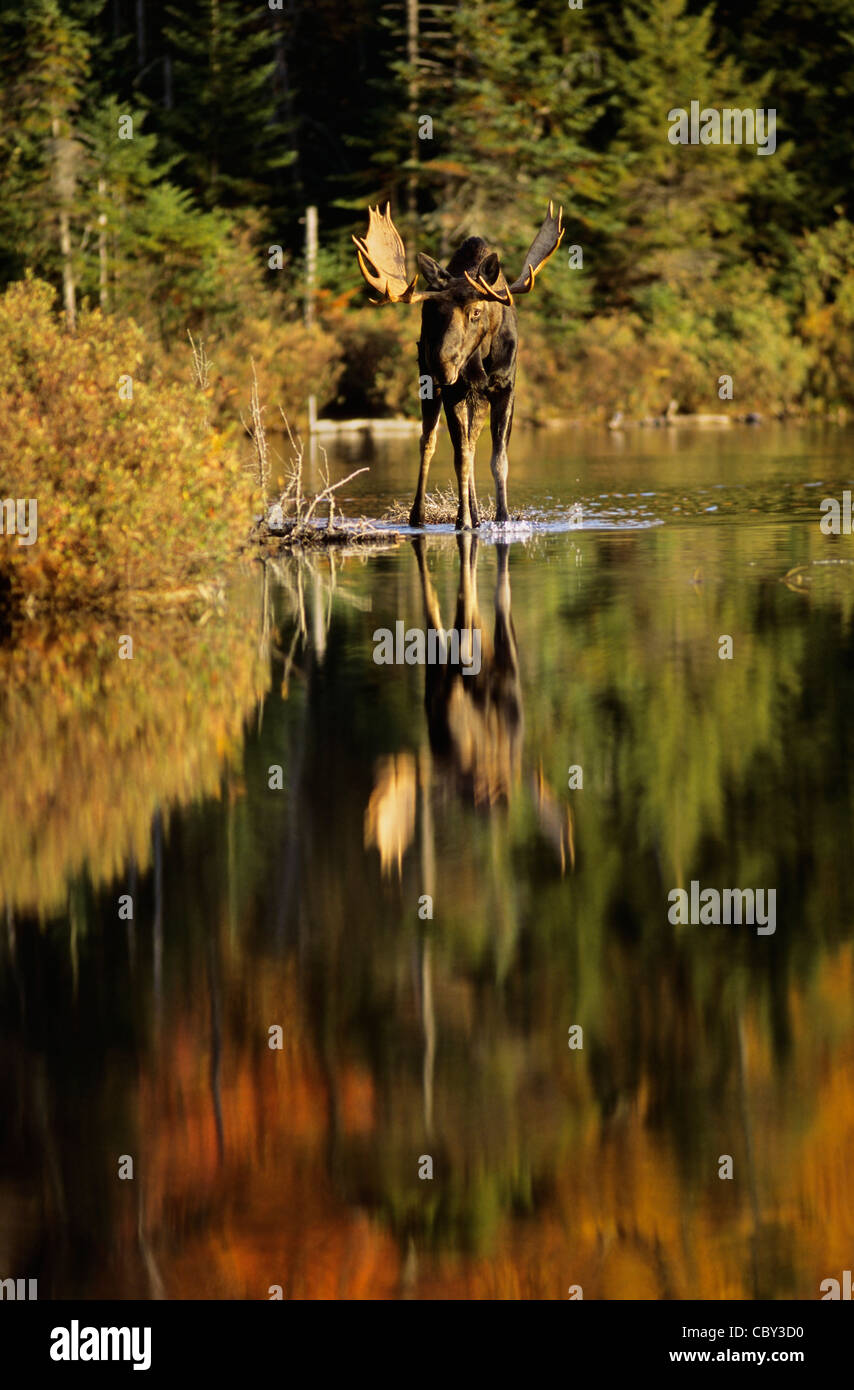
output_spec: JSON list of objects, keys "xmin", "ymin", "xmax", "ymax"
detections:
[
  {"xmin": 408, "ymin": 508, "xmax": 425, "ymax": 528},
  {"xmin": 495, "ymin": 507, "xmax": 510, "ymax": 525}
]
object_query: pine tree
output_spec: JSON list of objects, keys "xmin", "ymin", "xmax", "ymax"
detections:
[
  {"xmin": 390, "ymin": 0, "xmax": 608, "ymax": 320},
  {"xmin": 158, "ymin": 0, "xmax": 294, "ymax": 211},
  {"xmin": 714, "ymin": 0, "xmax": 854, "ymax": 231},
  {"xmin": 0, "ymin": 0, "xmax": 92, "ymax": 326},
  {"xmin": 601, "ymin": 0, "xmax": 773, "ymax": 312},
  {"xmin": 78, "ymin": 96, "xmax": 171, "ymax": 313}
]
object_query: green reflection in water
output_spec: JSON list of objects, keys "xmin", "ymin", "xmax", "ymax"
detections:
[{"xmin": 2, "ymin": 429, "xmax": 854, "ymax": 1299}]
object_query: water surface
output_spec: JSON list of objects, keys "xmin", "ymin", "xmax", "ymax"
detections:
[{"xmin": 2, "ymin": 424, "xmax": 853, "ymax": 1299}]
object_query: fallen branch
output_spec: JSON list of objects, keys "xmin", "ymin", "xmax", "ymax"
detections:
[{"xmin": 300, "ymin": 467, "xmax": 370, "ymax": 526}]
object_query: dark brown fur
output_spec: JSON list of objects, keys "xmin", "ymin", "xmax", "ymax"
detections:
[{"xmin": 412, "ymin": 238, "xmax": 517, "ymax": 529}]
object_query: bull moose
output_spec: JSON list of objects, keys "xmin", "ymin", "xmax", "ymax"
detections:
[{"xmin": 353, "ymin": 203, "xmax": 564, "ymax": 530}]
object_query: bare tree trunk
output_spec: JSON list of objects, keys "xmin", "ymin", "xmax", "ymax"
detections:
[
  {"xmin": 58, "ymin": 209, "xmax": 76, "ymax": 330},
  {"xmin": 406, "ymin": 0, "xmax": 419, "ymax": 252},
  {"xmin": 51, "ymin": 116, "xmax": 77, "ymax": 332},
  {"xmin": 305, "ymin": 205, "xmax": 317, "ymax": 432},
  {"xmin": 97, "ymin": 177, "xmax": 108, "ymax": 311}
]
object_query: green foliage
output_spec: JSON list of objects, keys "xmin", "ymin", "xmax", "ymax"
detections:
[
  {"xmin": 417, "ymin": 0, "xmax": 604, "ymax": 325},
  {"xmin": 0, "ymin": 0, "xmax": 91, "ymax": 284},
  {"xmin": 1, "ymin": 0, "xmax": 854, "ymax": 422},
  {"xmin": 793, "ymin": 216, "xmax": 854, "ymax": 410},
  {"xmin": 77, "ymin": 99, "xmax": 265, "ymax": 343},
  {"xmin": 159, "ymin": 0, "xmax": 294, "ymax": 210},
  {"xmin": 0, "ymin": 278, "xmax": 256, "ymax": 609},
  {"xmin": 601, "ymin": 0, "xmax": 771, "ymax": 308},
  {"xmin": 728, "ymin": 0, "xmax": 854, "ymax": 230}
]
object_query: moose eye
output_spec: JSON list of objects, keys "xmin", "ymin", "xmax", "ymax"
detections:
[{"xmin": 470, "ymin": 306, "xmax": 483, "ymax": 321}]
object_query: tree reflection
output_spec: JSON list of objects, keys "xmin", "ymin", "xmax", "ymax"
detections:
[{"xmin": 3, "ymin": 504, "xmax": 854, "ymax": 1298}]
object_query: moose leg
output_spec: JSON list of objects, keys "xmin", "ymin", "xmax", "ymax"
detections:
[
  {"xmin": 489, "ymin": 387, "xmax": 514, "ymax": 524},
  {"xmin": 458, "ymin": 397, "xmax": 492, "ymax": 530},
  {"xmin": 468, "ymin": 476, "xmax": 480, "ymax": 528},
  {"xmin": 410, "ymin": 385, "xmax": 443, "ymax": 528},
  {"xmin": 446, "ymin": 394, "xmax": 489, "ymax": 530},
  {"xmin": 444, "ymin": 396, "xmax": 474, "ymax": 530}
]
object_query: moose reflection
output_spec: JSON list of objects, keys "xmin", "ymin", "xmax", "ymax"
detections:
[
  {"xmin": 417, "ymin": 533, "xmax": 522, "ymax": 807},
  {"xmin": 365, "ymin": 536, "xmax": 574, "ymax": 879}
]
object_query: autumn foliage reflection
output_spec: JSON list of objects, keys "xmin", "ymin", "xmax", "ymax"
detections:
[{"xmin": 3, "ymin": 505, "xmax": 854, "ymax": 1300}]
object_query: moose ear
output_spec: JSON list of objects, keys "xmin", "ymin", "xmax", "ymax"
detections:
[
  {"xmin": 416, "ymin": 252, "xmax": 451, "ymax": 289},
  {"xmin": 479, "ymin": 252, "xmax": 501, "ymax": 286}
]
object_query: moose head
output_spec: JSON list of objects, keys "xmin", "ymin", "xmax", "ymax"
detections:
[{"xmin": 353, "ymin": 203, "xmax": 564, "ymax": 529}]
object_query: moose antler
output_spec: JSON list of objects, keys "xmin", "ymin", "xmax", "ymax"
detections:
[
  {"xmin": 352, "ymin": 203, "xmax": 424, "ymax": 304},
  {"xmin": 463, "ymin": 270, "xmax": 513, "ymax": 306},
  {"xmin": 463, "ymin": 202, "xmax": 565, "ymax": 305},
  {"xmin": 353, "ymin": 201, "xmax": 565, "ymax": 307},
  {"xmin": 508, "ymin": 201, "xmax": 565, "ymax": 295}
]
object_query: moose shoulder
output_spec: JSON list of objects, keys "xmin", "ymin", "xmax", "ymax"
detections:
[{"xmin": 353, "ymin": 203, "xmax": 564, "ymax": 529}]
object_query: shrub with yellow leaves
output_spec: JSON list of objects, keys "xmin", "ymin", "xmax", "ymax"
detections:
[{"xmin": 0, "ymin": 277, "xmax": 257, "ymax": 611}]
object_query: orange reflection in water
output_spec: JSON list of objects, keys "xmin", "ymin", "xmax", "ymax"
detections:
[{"xmin": 116, "ymin": 943, "xmax": 854, "ymax": 1301}]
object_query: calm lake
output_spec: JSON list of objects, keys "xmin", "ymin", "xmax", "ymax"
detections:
[{"xmin": 2, "ymin": 423, "xmax": 853, "ymax": 1300}]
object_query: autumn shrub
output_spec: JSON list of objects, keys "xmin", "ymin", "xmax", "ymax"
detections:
[
  {"xmin": 539, "ymin": 312, "xmax": 659, "ymax": 419},
  {"xmin": 201, "ymin": 312, "xmax": 344, "ymax": 440},
  {"xmin": 547, "ymin": 269, "xmax": 809, "ymax": 421},
  {"xmin": 794, "ymin": 217, "xmax": 854, "ymax": 412},
  {"xmin": 320, "ymin": 301, "xmax": 418, "ymax": 417},
  {"xmin": 642, "ymin": 269, "xmax": 809, "ymax": 415},
  {"xmin": 0, "ymin": 277, "xmax": 256, "ymax": 610}
]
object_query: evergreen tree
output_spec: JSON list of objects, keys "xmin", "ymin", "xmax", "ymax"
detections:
[
  {"xmin": 158, "ymin": 0, "xmax": 294, "ymax": 211},
  {"xmin": 391, "ymin": 0, "xmax": 608, "ymax": 320},
  {"xmin": 0, "ymin": 0, "xmax": 92, "ymax": 325},
  {"xmin": 713, "ymin": 0, "xmax": 854, "ymax": 229},
  {"xmin": 78, "ymin": 96, "xmax": 168, "ymax": 311},
  {"xmin": 601, "ymin": 0, "xmax": 773, "ymax": 313}
]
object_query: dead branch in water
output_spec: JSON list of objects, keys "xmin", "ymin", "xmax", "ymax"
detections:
[
  {"xmin": 279, "ymin": 409, "xmax": 303, "ymax": 518},
  {"xmin": 300, "ymin": 466, "xmax": 370, "ymax": 524},
  {"xmin": 250, "ymin": 410, "xmax": 383, "ymax": 549},
  {"xmin": 240, "ymin": 370, "xmax": 394, "ymax": 549}
]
